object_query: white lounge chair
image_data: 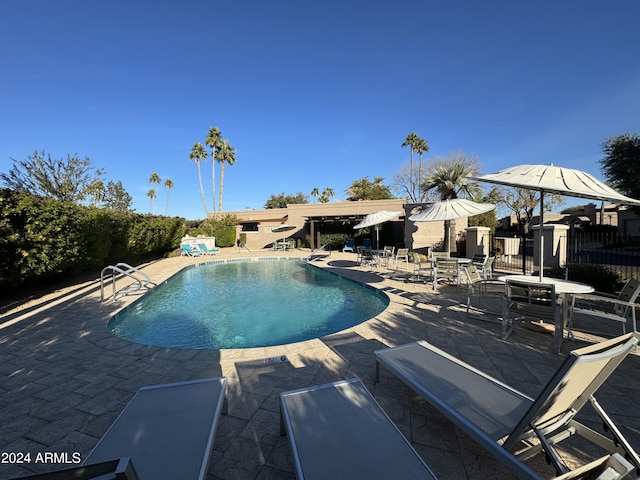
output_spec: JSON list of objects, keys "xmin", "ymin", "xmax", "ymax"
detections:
[
  {"xmin": 375, "ymin": 333, "xmax": 640, "ymax": 479},
  {"xmin": 280, "ymin": 378, "xmax": 437, "ymax": 480},
  {"xmin": 82, "ymin": 377, "xmax": 227, "ymax": 480}
]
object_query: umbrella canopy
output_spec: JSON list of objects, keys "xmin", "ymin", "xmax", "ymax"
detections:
[
  {"xmin": 353, "ymin": 210, "xmax": 403, "ymax": 249},
  {"xmin": 272, "ymin": 224, "xmax": 296, "ymax": 233},
  {"xmin": 469, "ymin": 164, "xmax": 640, "ymax": 280},
  {"xmin": 409, "ymin": 199, "xmax": 496, "ymax": 256}
]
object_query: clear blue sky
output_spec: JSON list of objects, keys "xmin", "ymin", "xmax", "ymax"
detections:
[{"xmin": 2, "ymin": 1, "xmax": 639, "ymax": 220}]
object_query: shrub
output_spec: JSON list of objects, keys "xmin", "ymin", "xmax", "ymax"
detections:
[{"xmin": 566, "ymin": 263, "xmax": 621, "ymax": 294}]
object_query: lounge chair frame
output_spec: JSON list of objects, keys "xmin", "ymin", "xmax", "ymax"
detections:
[
  {"xmin": 375, "ymin": 333, "xmax": 640, "ymax": 479},
  {"xmin": 280, "ymin": 378, "xmax": 437, "ymax": 480},
  {"xmin": 83, "ymin": 377, "xmax": 227, "ymax": 480}
]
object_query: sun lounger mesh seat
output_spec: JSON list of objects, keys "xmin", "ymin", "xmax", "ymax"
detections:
[
  {"xmin": 280, "ymin": 378, "xmax": 437, "ymax": 480},
  {"xmin": 375, "ymin": 333, "xmax": 640, "ymax": 479},
  {"xmin": 82, "ymin": 377, "xmax": 227, "ymax": 480}
]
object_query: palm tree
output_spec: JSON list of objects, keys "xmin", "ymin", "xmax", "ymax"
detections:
[
  {"xmin": 414, "ymin": 137, "xmax": 429, "ymax": 202},
  {"xmin": 205, "ymin": 127, "xmax": 222, "ymax": 212},
  {"xmin": 402, "ymin": 132, "xmax": 421, "ymax": 201},
  {"xmin": 215, "ymin": 139, "xmax": 236, "ymax": 212},
  {"xmin": 422, "ymin": 153, "xmax": 482, "ymax": 253},
  {"xmin": 149, "ymin": 172, "xmax": 161, "ymax": 214},
  {"xmin": 146, "ymin": 189, "xmax": 156, "ymax": 214},
  {"xmin": 311, "ymin": 187, "xmax": 319, "ymax": 203},
  {"xmin": 189, "ymin": 142, "xmax": 209, "ymax": 216},
  {"xmin": 319, "ymin": 187, "xmax": 335, "ymax": 203},
  {"xmin": 164, "ymin": 178, "xmax": 174, "ymax": 216}
]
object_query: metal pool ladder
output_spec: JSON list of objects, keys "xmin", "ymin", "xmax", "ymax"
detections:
[{"xmin": 100, "ymin": 262, "xmax": 156, "ymax": 302}]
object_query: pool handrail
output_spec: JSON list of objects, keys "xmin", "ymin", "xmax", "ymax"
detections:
[{"xmin": 100, "ymin": 263, "xmax": 156, "ymax": 302}]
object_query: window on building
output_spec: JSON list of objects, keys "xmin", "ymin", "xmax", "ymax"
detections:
[{"xmin": 241, "ymin": 223, "xmax": 259, "ymax": 232}]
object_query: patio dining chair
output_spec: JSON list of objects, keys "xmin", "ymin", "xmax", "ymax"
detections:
[
  {"xmin": 462, "ymin": 264, "xmax": 493, "ymax": 317},
  {"xmin": 502, "ymin": 278, "xmax": 559, "ymax": 342},
  {"xmin": 569, "ymin": 277, "xmax": 640, "ymax": 336},
  {"xmin": 407, "ymin": 253, "xmax": 432, "ymax": 284},
  {"xmin": 375, "ymin": 333, "xmax": 640, "ymax": 479},
  {"xmin": 394, "ymin": 247, "xmax": 409, "ymax": 270},
  {"xmin": 432, "ymin": 257, "xmax": 460, "ymax": 290}
]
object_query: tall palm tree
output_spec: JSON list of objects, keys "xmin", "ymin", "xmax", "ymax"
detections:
[
  {"xmin": 422, "ymin": 153, "xmax": 482, "ymax": 253},
  {"xmin": 311, "ymin": 187, "xmax": 319, "ymax": 203},
  {"xmin": 146, "ymin": 189, "xmax": 156, "ymax": 214},
  {"xmin": 164, "ymin": 178, "xmax": 174, "ymax": 216},
  {"xmin": 189, "ymin": 142, "xmax": 209, "ymax": 216},
  {"xmin": 215, "ymin": 139, "xmax": 236, "ymax": 212},
  {"xmin": 402, "ymin": 132, "xmax": 421, "ymax": 202},
  {"xmin": 205, "ymin": 127, "xmax": 222, "ymax": 212},
  {"xmin": 414, "ymin": 137, "xmax": 429, "ymax": 202},
  {"xmin": 149, "ymin": 172, "xmax": 161, "ymax": 214}
]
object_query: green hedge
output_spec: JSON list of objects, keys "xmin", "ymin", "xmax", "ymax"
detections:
[{"xmin": 0, "ymin": 189, "xmax": 188, "ymax": 291}]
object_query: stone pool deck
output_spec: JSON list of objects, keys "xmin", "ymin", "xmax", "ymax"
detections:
[{"xmin": 1, "ymin": 247, "xmax": 639, "ymax": 479}]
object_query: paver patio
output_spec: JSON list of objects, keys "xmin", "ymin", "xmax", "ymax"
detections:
[{"xmin": 1, "ymin": 248, "xmax": 639, "ymax": 479}]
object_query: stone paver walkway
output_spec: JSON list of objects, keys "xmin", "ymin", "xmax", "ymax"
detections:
[{"xmin": 1, "ymin": 247, "xmax": 639, "ymax": 479}]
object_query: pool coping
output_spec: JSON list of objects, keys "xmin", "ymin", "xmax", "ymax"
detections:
[{"xmin": 82, "ymin": 254, "xmax": 407, "ymax": 364}]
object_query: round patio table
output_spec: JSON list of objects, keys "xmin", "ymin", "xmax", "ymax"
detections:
[{"xmin": 497, "ymin": 275, "xmax": 594, "ymax": 353}]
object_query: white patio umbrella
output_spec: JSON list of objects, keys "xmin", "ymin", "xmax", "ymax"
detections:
[
  {"xmin": 469, "ymin": 164, "xmax": 640, "ymax": 280},
  {"xmin": 272, "ymin": 224, "xmax": 296, "ymax": 242},
  {"xmin": 409, "ymin": 199, "xmax": 496, "ymax": 257},
  {"xmin": 353, "ymin": 210, "xmax": 403, "ymax": 249}
]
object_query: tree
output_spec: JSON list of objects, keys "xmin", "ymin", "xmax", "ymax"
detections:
[
  {"xmin": 164, "ymin": 178, "xmax": 174, "ymax": 216},
  {"xmin": 104, "ymin": 180, "xmax": 132, "ymax": 211},
  {"xmin": 148, "ymin": 172, "xmax": 161, "ymax": 214},
  {"xmin": 497, "ymin": 188, "xmax": 564, "ymax": 234},
  {"xmin": 392, "ymin": 161, "xmax": 434, "ymax": 203},
  {"xmin": 86, "ymin": 179, "xmax": 105, "ymax": 207},
  {"xmin": 264, "ymin": 192, "xmax": 308, "ymax": 209},
  {"xmin": 146, "ymin": 189, "xmax": 156, "ymax": 213},
  {"xmin": 0, "ymin": 150, "xmax": 104, "ymax": 203},
  {"xmin": 215, "ymin": 139, "xmax": 236, "ymax": 212},
  {"xmin": 401, "ymin": 132, "xmax": 426, "ymax": 202},
  {"xmin": 318, "ymin": 187, "xmax": 335, "ymax": 203},
  {"xmin": 600, "ymin": 133, "xmax": 640, "ymax": 201},
  {"xmin": 311, "ymin": 187, "xmax": 319, "ymax": 203},
  {"xmin": 205, "ymin": 126, "xmax": 222, "ymax": 212},
  {"xmin": 189, "ymin": 142, "xmax": 209, "ymax": 216},
  {"xmin": 346, "ymin": 176, "xmax": 394, "ymax": 201},
  {"xmin": 422, "ymin": 152, "xmax": 483, "ymax": 254}
]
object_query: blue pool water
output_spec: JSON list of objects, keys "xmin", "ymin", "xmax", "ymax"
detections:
[{"xmin": 108, "ymin": 259, "xmax": 389, "ymax": 349}]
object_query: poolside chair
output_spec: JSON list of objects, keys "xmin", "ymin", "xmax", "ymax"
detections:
[
  {"xmin": 570, "ymin": 277, "xmax": 640, "ymax": 336},
  {"xmin": 363, "ymin": 238, "xmax": 372, "ymax": 249},
  {"xmin": 83, "ymin": 377, "xmax": 227, "ymax": 480},
  {"xmin": 432, "ymin": 257, "xmax": 460, "ymax": 290},
  {"xmin": 181, "ymin": 243, "xmax": 204, "ymax": 256},
  {"xmin": 480, "ymin": 255, "xmax": 495, "ymax": 280},
  {"xmin": 197, "ymin": 243, "xmax": 219, "ymax": 255},
  {"xmin": 361, "ymin": 248, "xmax": 379, "ymax": 269},
  {"xmin": 407, "ymin": 252, "xmax": 432, "ymax": 283},
  {"xmin": 462, "ymin": 264, "xmax": 493, "ymax": 317},
  {"xmin": 280, "ymin": 378, "xmax": 437, "ymax": 480},
  {"xmin": 342, "ymin": 238, "xmax": 355, "ymax": 252},
  {"xmin": 375, "ymin": 333, "xmax": 640, "ymax": 479},
  {"xmin": 502, "ymin": 278, "xmax": 560, "ymax": 343},
  {"xmin": 394, "ymin": 247, "xmax": 409, "ymax": 270}
]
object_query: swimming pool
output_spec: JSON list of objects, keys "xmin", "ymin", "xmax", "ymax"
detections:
[{"xmin": 108, "ymin": 259, "xmax": 389, "ymax": 349}]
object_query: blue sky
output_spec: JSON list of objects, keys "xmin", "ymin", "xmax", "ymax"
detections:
[{"xmin": 2, "ymin": 1, "xmax": 639, "ymax": 220}]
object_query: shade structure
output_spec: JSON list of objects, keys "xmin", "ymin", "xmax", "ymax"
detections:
[
  {"xmin": 409, "ymin": 199, "xmax": 496, "ymax": 256},
  {"xmin": 353, "ymin": 210, "xmax": 403, "ymax": 249},
  {"xmin": 469, "ymin": 164, "xmax": 640, "ymax": 280}
]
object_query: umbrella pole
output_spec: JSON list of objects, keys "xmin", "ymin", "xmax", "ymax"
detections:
[{"xmin": 539, "ymin": 193, "xmax": 544, "ymax": 281}]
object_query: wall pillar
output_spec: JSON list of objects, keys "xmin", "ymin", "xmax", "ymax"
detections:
[
  {"xmin": 464, "ymin": 226, "xmax": 490, "ymax": 259},
  {"xmin": 533, "ymin": 224, "xmax": 569, "ymax": 269}
]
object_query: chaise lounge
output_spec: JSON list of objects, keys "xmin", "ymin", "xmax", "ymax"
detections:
[
  {"xmin": 375, "ymin": 333, "xmax": 640, "ymax": 479},
  {"xmin": 280, "ymin": 378, "xmax": 437, "ymax": 480}
]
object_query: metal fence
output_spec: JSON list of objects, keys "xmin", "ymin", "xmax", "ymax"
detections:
[{"xmin": 485, "ymin": 232, "xmax": 640, "ymax": 279}]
